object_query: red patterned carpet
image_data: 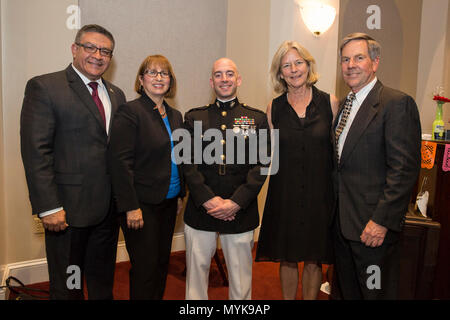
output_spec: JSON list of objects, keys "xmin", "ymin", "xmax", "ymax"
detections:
[{"xmin": 8, "ymin": 248, "xmax": 331, "ymax": 300}]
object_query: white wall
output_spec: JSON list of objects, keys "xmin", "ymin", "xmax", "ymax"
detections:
[
  {"xmin": 0, "ymin": 0, "xmax": 5, "ymax": 269},
  {"xmin": 269, "ymin": 0, "xmax": 340, "ymax": 98},
  {"xmin": 226, "ymin": 0, "xmax": 271, "ymax": 110},
  {"xmin": 416, "ymin": 0, "xmax": 449, "ymax": 134},
  {"xmin": 227, "ymin": 0, "xmax": 340, "ymax": 104},
  {"xmin": 79, "ymin": 0, "xmax": 228, "ymax": 114},
  {"xmin": 1, "ymin": 0, "xmax": 77, "ymax": 264}
]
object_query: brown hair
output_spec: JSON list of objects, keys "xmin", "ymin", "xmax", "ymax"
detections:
[
  {"xmin": 340, "ymin": 32, "xmax": 381, "ymax": 61},
  {"xmin": 134, "ymin": 55, "xmax": 177, "ymax": 98}
]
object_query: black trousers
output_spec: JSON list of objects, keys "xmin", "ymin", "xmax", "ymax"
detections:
[
  {"xmin": 119, "ymin": 198, "xmax": 178, "ymax": 300},
  {"xmin": 332, "ymin": 215, "xmax": 400, "ymax": 300},
  {"xmin": 44, "ymin": 204, "xmax": 120, "ymax": 300}
]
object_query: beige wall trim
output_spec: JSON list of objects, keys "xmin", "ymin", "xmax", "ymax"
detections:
[
  {"xmin": 115, "ymin": 241, "xmax": 129, "ymax": 263},
  {"xmin": 117, "ymin": 233, "xmax": 187, "ymax": 263},
  {"xmin": 171, "ymin": 233, "xmax": 186, "ymax": 253},
  {"xmin": 0, "ymin": 266, "xmax": 5, "ymax": 300},
  {"xmin": 1, "ymin": 258, "xmax": 48, "ymax": 292}
]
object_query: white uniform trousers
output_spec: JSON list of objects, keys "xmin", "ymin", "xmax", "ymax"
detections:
[{"xmin": 184, "ymin": 223, "xmax": 254, "ymax": 300}]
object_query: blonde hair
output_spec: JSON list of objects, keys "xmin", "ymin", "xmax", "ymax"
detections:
[
  {"xmin": 270, "ymin": 41, "xmax": 318, "ymax": 94},
  {"xmin": 134, "ymin": 54, "xmax": 177, "ymax": 98}
]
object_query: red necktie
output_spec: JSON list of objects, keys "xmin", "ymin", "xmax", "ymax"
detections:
[{"xmin": 88, "ymin": 82, "xmax": 106, "ymax": 127}]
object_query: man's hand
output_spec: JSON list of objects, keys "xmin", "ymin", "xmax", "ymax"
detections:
[
  {"xmin": 126, "ymin": 208, "xmax": 144, "ymax": 230},
  {"xmin": 360, "ymin": 220, "xmax": 388, "ymax": 247},
  {"xmin": 202, "ymin": 196, "xmax": 225, "ymax": 211},
  {"xmin": 41, "ymin": 209, "xmax": 68, "ymax": 232},
  {"xmin": 207, "ymin": 199, "xmax": 240, "ymax": 221}
]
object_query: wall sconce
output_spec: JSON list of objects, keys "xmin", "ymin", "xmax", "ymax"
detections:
[{"xmin": 300, "ymin": 1, "xmax": 336, "ymax": 36}]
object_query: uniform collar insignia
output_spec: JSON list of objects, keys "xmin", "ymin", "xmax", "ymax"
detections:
[{"xmin": 215, "ymin": 98, "xmax": 238, "ymax": 109}]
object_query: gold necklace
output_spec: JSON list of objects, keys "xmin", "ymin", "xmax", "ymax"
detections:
[
  {"xmin": 158, "ymin": 106, "xmax": 166, "ymax": 118},
  {"xmin": 288, "ymin": 87, "xmax": 311, "ymax": 118}
]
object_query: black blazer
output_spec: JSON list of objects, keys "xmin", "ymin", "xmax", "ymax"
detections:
[
  {"xmin": 20, "ymin": 64, "xmax": 126, "ymax": 227},
  {"xmin": 332, "ymin": 80, "xmax": 421, "ymax": 242},
  {"xmin": 182, "ymin": 100, "xmax": 269, "ymax": 234},
  {"xmin": 108, "ymin": 93, "xmax": 185, "ymax": 213}
]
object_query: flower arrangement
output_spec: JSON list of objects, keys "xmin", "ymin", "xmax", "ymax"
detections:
[
  {"xmin": 433, "ymin": 95, "xmax": 450, "ymax": 103},
  {"xmin": 432, "ymin": 87, "xmax": 448, "ymax": 140}
]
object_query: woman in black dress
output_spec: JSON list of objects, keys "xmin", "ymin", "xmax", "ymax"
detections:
[{"xmin": 256, "ymin": 41, "xmax": 338, "ymax": 300}]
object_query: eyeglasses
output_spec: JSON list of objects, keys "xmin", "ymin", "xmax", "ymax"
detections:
[
  {"xmin": 144, "ymin": 70, "xmax": 170, "ymax": 78},
  {"xmin": 76, "ymin": 42, "xmax": 113, "ymax": 57},
  {"xmin": 281, "ymin": 60, "xmax": 305, "ymax": 69}
]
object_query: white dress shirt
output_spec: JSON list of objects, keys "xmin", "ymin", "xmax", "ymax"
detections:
[
  {"xmin": 38, "ymin": 64, "xmax": 113, "ymax": 218},
  {"xmin": 71, "ymin": 63, "xmax": 112, "ymax": 133},
  {"xmin": 337, "ymin": 77, "xmax": 378, "ymax": 158}
]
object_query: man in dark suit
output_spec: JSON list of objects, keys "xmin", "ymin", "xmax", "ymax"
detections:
[
  {"xmin": 20, "ymin": 24, "xmax": 126, "ymax": 300},
  {"xmin": 332, "ymin": 33, "xmax": 421, "ymax": 299},
  {"xmin": 183, "ymin": 58, "xmax": 269, "ymax": 300}
]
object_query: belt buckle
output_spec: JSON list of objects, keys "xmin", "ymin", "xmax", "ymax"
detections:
[{"xmin": 219, "ymin": 164, "xmax": 226, "ymax": 176}]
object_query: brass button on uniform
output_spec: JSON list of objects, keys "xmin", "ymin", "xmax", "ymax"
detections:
[
  {"xmin": 222, "ymin": 111, "xmax": 227, "ymax": 117},
  {"xmin": 221, "ymin": 139, "xmax": 226, "ymax": 145},
  {"xmin": 221, "ymin": 155, "xmax": 226, "ymax": 161},
  {"xmin": 221, "ymin": 124, "xmax": 227, "ymax": 130}
]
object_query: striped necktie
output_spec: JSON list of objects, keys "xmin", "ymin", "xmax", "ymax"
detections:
[{"xmin": 335, "ymin": 92, "xmax": 356, "ymax": 162}]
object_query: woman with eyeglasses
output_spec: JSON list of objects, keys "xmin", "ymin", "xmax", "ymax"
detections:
[{"xmin": 108, "ymin": 55, "xmax": 185, "ymax": 300}]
